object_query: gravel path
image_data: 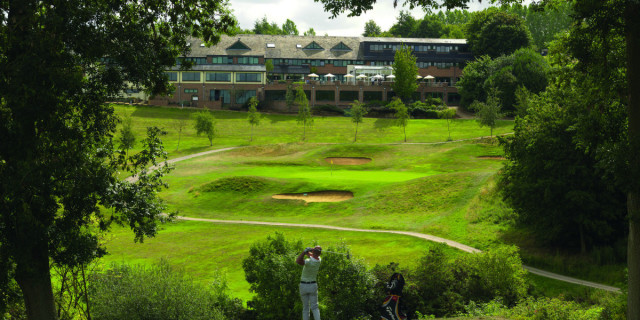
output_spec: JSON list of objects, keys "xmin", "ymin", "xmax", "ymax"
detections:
[{"xmin": 135, "ymin": 146, "xmax": 620, "ymax": 293}]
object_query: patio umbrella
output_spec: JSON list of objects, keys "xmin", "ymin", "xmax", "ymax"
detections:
[
  {"xmin": 344, "ymin": 74, "xmax": 355, "ymax": 78},
  {"xmin": 325, "ymin": 73, "xmax": 335, "ymax": 78},
  {"xmin": 416, "ymin": 75, "xmax": 423, "ymax": 79},
  {"xmin": 373, "ymin": 74, "xmax": 384, "ymax": 79},
  {"xmin": 308, "ymin": 73, "xmax": 319, "ymax": 78},
  {"xmin": 424, "ymin": 75, "xmax": 435, "ymax": 80},
  {"xmin": 356, "ymin": 74, "xmax": 367, "ymax": 79},
  {"xmin": 386, "ymin": 75, "xmax": 396, "ymax": 79}
]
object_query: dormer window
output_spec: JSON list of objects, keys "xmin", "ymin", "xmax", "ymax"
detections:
[
  {"xmin": 331, "ymin": 42, "xmax": 351, "ymax": 51},
  {"xmin": 303, "ymin": 41, "xmax": 323, "ymax": 50},
  {"xmin": 227, "ymin": 40, "xmax": 251, "ymax": 51}
]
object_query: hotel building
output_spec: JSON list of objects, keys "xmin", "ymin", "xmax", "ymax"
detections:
[{"xmin": 143, "ymin": 34, "xmax": 474, "ymax": 110}]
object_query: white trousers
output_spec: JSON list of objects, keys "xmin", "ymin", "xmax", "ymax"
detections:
[{"xmin": 299, "ymin": 282, "xmax": 320, "ymax": 320}]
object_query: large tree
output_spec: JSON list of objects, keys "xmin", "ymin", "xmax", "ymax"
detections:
[
  {"xmin": 464, "ymin": 9, "xmax": 531, "ymax": 58},
  {"xmin": 391, "ymin": 44, "xmax": 419, "ymax": 102},
  {"xmin": 0, "ymin": 0, "xmax": 234, "ymax": 319},
  {"xmin": 363, "ymin": 20, "xmax": 382, "ymax": 37},
  {"xmin": 282, "ymin": 19, "xmax": 299, "ymax": 35},
  {"xmin": 316, "ymin": 0, "xmax": 640, "ymax": 317}
]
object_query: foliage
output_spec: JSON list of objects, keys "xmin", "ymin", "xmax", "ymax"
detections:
[
  {"xmin": 408, "ymin": 100, "xmax": 447, "ymax": 119},
  {"xmin": 465, "ymin": 9, "xmax": 532, "ymax": 58},
  {"xmin": 172, "ymin": 118, "xmax": 188, "ymax": 151},
  {"xmin": 88, "ymin": 261, "xmax": 243, "ymax": 320},
  {"xmin": 247, "ymin": 97, "xmax": 261, "ymax": 142},
  {"xmin": 281, "ymin": 19, "xmax": 299, "ymax": 35},
  {"xmin": 363, "ymin": 20, "xmax": 382, "ymax": 37},
  {"xmin": 437, "ymin": 108, "xmax": 457, "ymax": 141},
  {"xmin": 461, "ymin": 297, "xmax": 606, "ymax": 320},
  {"xmin": 473, "ymin": 88, "xmax": 503, "ymax": 137},
  {"xmin": 265, "ymin": 59, "xmax": 274, "ymax": 73},
  {"xmin": 253, "ymin": 16, "xmax": 284, "ymax": 35},
  {"xmin": 242, "ymin": 233, "xmax": 303, "ymax": 320},
  {"xmin": 457, "ymin": 48, "xmax": 549, "ymax": 112},
  {"xmin": 391, "ymin": 45, "xmax": 419, "ymax": 102},
  {"xmin": 118, "ymin": 115, "xmax": 136, "ymax": 157},
  {"xmin": 312, "ymin": 104, "xmax": 345, "ymax": 116},
  {"xmin": 295, "ymin": 86, "xmax": 313, "ymax": 141},
  {"xmin": 349, "ymin": 100, "xmax": 368, "ymax": 142},
  {"xmin": 389, "ymin": 11, "xmax": 418, "ymax": 37},
  {"xmin": 501, "ymin": 2, "xmax": 574, "ymax": 50},
  {"xmin": 285, "ymin": 84, "xmax": 296, "ymax": 112},
  {"xmin": 498, "ymin": 80, "xmax": 627, "ymax": 252},
  {"xmin": 193, "ymin": 111, "xmax": 216, "ymax": 146},
  {"xmin": 304, "ymin": 28, "xmax": 317, "ymax": 36},
  {"xmin": 389, "ymin": 98, "xmax": 410, "ymax": 142}
]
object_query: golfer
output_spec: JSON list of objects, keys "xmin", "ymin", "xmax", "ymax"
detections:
[{"xmin": 296, "ymin": 246, "xmax": 322, "ymax": 320}]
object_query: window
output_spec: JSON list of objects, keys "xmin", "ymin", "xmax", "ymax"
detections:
[
  {"xmin": 310, "ymin": 60, "xmax": 325, "ymax": 67},
  {"xmin": 235, "ymin": 90, "xmax": 257, "ymax": 104},
  {"xmin": 184, "ymin": 88, "xmax": 198, "ymax": 93},
  {"xmin": 181, "ymin": 72, "xmax": 200, "ymax": 81},
  {"xmin": 267, "ymin": 43, "xmax": 275, "ymax": 48},
  {"xmin": 370, "ymin": 44, "xmax": 383, "ymax": 51},
  {"xmin": 211, "ymin": 56, "xmax": 232, "ymax": 64},
  {"xmin": 236, "ymin": 73, "xmax": 262, "ymax": 82},
  {"xmin": 177, "ymin": 57, "xmax": 206, "ymax": 65},
  {"xmin": 227, "ymin": 40, "xmax": 250, "ymax": 50},
  {"xmin": 303, "ymin": 41, "xmax": 323, "ymax": 50},
  {"xmin": 206, "ymin": 72, "xmax": 231, "ymax": 82},
  {"xmin": 331, "ymin": 42, "xmax": 352, "ymax": 51},
  {"xmin": 237, "ymin": 57, "xmax": 259, "ymax": 65},
  {"xmin": 436, "ymin": 46, "xmax": 452, "ymax": 53},
  {"xmin": 165, "ymin": 72, "xmax": 178, "ymax": 81}
]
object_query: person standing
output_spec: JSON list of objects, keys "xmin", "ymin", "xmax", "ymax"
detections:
[{"xmin": 296, "ymin": 246, "xmax": 322, "ymax": 320}]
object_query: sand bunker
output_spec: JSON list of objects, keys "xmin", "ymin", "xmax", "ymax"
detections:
[
  {"xmin": 272, "ymin": 191, "xmax": 354, "ymax": 203},
  {"xmin": 477, "ymin": 156, "xmax": 506, "ymax": 160},
  {"xmin": 324, "ymin": 157, "xmax": 371, "ymax": 165}
]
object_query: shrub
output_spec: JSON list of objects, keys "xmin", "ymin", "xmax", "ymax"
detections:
[
  {"xmin": 312, "ymin": 104, "xmax": 345, "ymax": 116},
  {"xmin": 407, "ymin": 101, "xmax": 447, "ymax": 119},
  {"xmin": 88, "ymin": 260, "xmax": 243, "ymax": 320}
]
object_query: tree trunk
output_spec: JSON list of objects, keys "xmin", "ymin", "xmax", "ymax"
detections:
[
  {"xmin": 354, "ymin": 123, "xmax": 358, "ymax": 142},
  {"xmin": 15, "ymin": 240, "xmax": 58, "ymax": 320},
  {"xmin": 626, "ymin": 3, "xmax": 640, "ymax": 319}
]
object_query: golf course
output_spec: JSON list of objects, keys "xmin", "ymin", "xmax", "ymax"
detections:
[{"xmin": 99, "ymin": 104, "xmax": 624, "ymax": 304}]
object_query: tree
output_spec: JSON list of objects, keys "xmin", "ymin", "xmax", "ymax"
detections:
[
  {"xmin": 285, "ymin": 84, "xmax": 296, "ymax": 112},
  {"xmin": 465, "ymin": 10, "xmax": 531, "ymax": 58},
  {"xmin": 295, "ymin": 86, "xmax": 313, "ymax": 141},
  {"xmin": 282, "ymin": 19, "xmax": 299, "ymax": 35},
  {"xmin": 304, "ymin": 28, "xmax": 317, "ymax": 36},
  {"xmin": 349, "ymin": 100, "xmax": 368, "ymax": 142},
  {"xmin": 193, "ymin": 111, "xmax": 216, "ymax": 146},
  {"xmin": 391, "ymin": 45, "xmax": 419, "ymax": 103},
  {"xmin": 389, "ymin": 11, "xmax": 418, "ymax": 37},
  {"xmin": 247, "ymin": 97, "xmax": 261, "ymax": 142},
  {"xmin": 118, "ymin": 116, "xmax": 136, "ymax": 157},
  {"xmin": 363, "ymin": 20, "xmax": 382, "ymax": 37},
  {"xmin": 389, "ymin": 97, "xmax": 410, "ymax": 142},
  {"xmin": 253, "ymin": 16, "xmax": 283, "ymax": 35},
  {"xmin": 0, "ymin": 0, "xmax": 233, "ymax": 318},
  {"xmin": 473, "ymin": 89, "xmax": 502, "ymax": 138},
  {"xmin": 414, "ymin": 14, "xmax": 445, "ymax": 38},
  {"xmin": 172, "ymin": 118, "xmax": 188, "ymax": 152},
  {"xmin": 437, "ymin": 108, "xmax": 457, "ymax": 141}
]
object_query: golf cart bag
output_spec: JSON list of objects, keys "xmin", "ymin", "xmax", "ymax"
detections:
[{"xmin": 380, "ymin": 273, "xmax": 407, "ymax": 320}]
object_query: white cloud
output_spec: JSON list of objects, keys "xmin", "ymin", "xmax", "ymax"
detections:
[{"xmin": 228, "ymin": 0, "xmax": 525, "ymax": 37}]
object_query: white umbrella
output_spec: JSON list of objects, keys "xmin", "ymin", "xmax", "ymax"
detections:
[
  {"xmin": 325, "ymin": 73, "xmax": 335, "ymax": 78},
  {"xmin": 416, "ymin": 75, "xmax": 423, "ymax": 79},
  {"xmin": 344, "ymin": 74, "xmax": 355, "ymax": 78},
  {"xmin": 356, "ymin": 74, "xmax": 367, "ymax": 79},
  {"xmin": 373, "ymin": 74, "xmax": 384, "ymax": 79},
  {"xmin": 308, "ymin": 73, "xmax": 319, "ymax": 78},
  {"xmin": 386, "ymin": 75, "xmax": 396, "ymax": 79},
  {"xmin": 424, "ymin": 75, "xmax": 435, "ymax": 80}
]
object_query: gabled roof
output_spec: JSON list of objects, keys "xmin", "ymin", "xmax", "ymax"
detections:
[
  {"xmin": 331, "ymin": 42, "xmax": 352, "ymax": 51},
  {"xmin": 227, "ymin": 40, "xmax": 251, "ymax": 51},
  {"xmin": 303, "ymin": 41, "xmax": 323, "ymax": 50}
]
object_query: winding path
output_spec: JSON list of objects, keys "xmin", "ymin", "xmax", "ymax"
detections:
[{"xmin": 152, "ymin": 146, "xmax": 621, "ymax": 293}]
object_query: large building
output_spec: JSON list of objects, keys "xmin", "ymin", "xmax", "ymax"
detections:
[{"xmin": 145, "ymin": 34, "xmax": 474, "ymax": 110}]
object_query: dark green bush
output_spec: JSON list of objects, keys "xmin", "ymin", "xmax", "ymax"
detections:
[
  {"xmin": 408, "ymin": 101, "xmax": 447, "ymax": 119},
  {"xmin": 312, "ymin": 104, "xmax": 345, "ymax": 116},
  {"xmin": 88, "ymin": 260, "xmax": 244, "ymax": 320}
]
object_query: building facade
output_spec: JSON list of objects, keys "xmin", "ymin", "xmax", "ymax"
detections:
[{"xmin": 145, "ymin": 34, "xmax": 474, "ymax": 110}]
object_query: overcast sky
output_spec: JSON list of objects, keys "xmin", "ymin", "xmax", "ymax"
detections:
[{"xmin": 228, "ymin": 0, "xmax": 530, "ymax": 37}]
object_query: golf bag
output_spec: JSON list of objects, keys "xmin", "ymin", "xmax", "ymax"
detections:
[{"xmin": 380, "ymin": 273, "xmax": 407, "ymax": 320}]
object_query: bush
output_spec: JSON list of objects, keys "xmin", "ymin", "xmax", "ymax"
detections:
[
  {"xmin": 88, "ymin": 260, "xmax": 244, "ymax": 320},
  {"xmin": 312, "ymin": 104, "xmax": 345, "ymax": 116},
  {"xmin": 407, "ymin": 101, "xmax": 447, "ymax": 119}
]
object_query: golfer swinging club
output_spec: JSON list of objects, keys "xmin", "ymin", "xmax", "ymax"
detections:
[{"xmin": 296, "ymin": 245, "xmax": 322, "ymax": 320}]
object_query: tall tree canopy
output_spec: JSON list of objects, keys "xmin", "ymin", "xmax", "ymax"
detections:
[
  {"xmin": 282, "ymin": 19, "xmax": 299, "ymax": 35},
  {"xmin": 392, "ymin": 45, "xmax": 419, "ymax": 102},
  {"xmin": 464, "ymin": 9, "xmax": 531, "ymax": 57},
  {"xmin": 253, "ymin": 16, "xmax": 283, "ymax": 35},
  {"xmin": 363, "ymin": 20, "xmax": 382, "ymax": 37},
  {"xmin": 0, "ymin": 0, "xmax": 234, "ymax": 319}
]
